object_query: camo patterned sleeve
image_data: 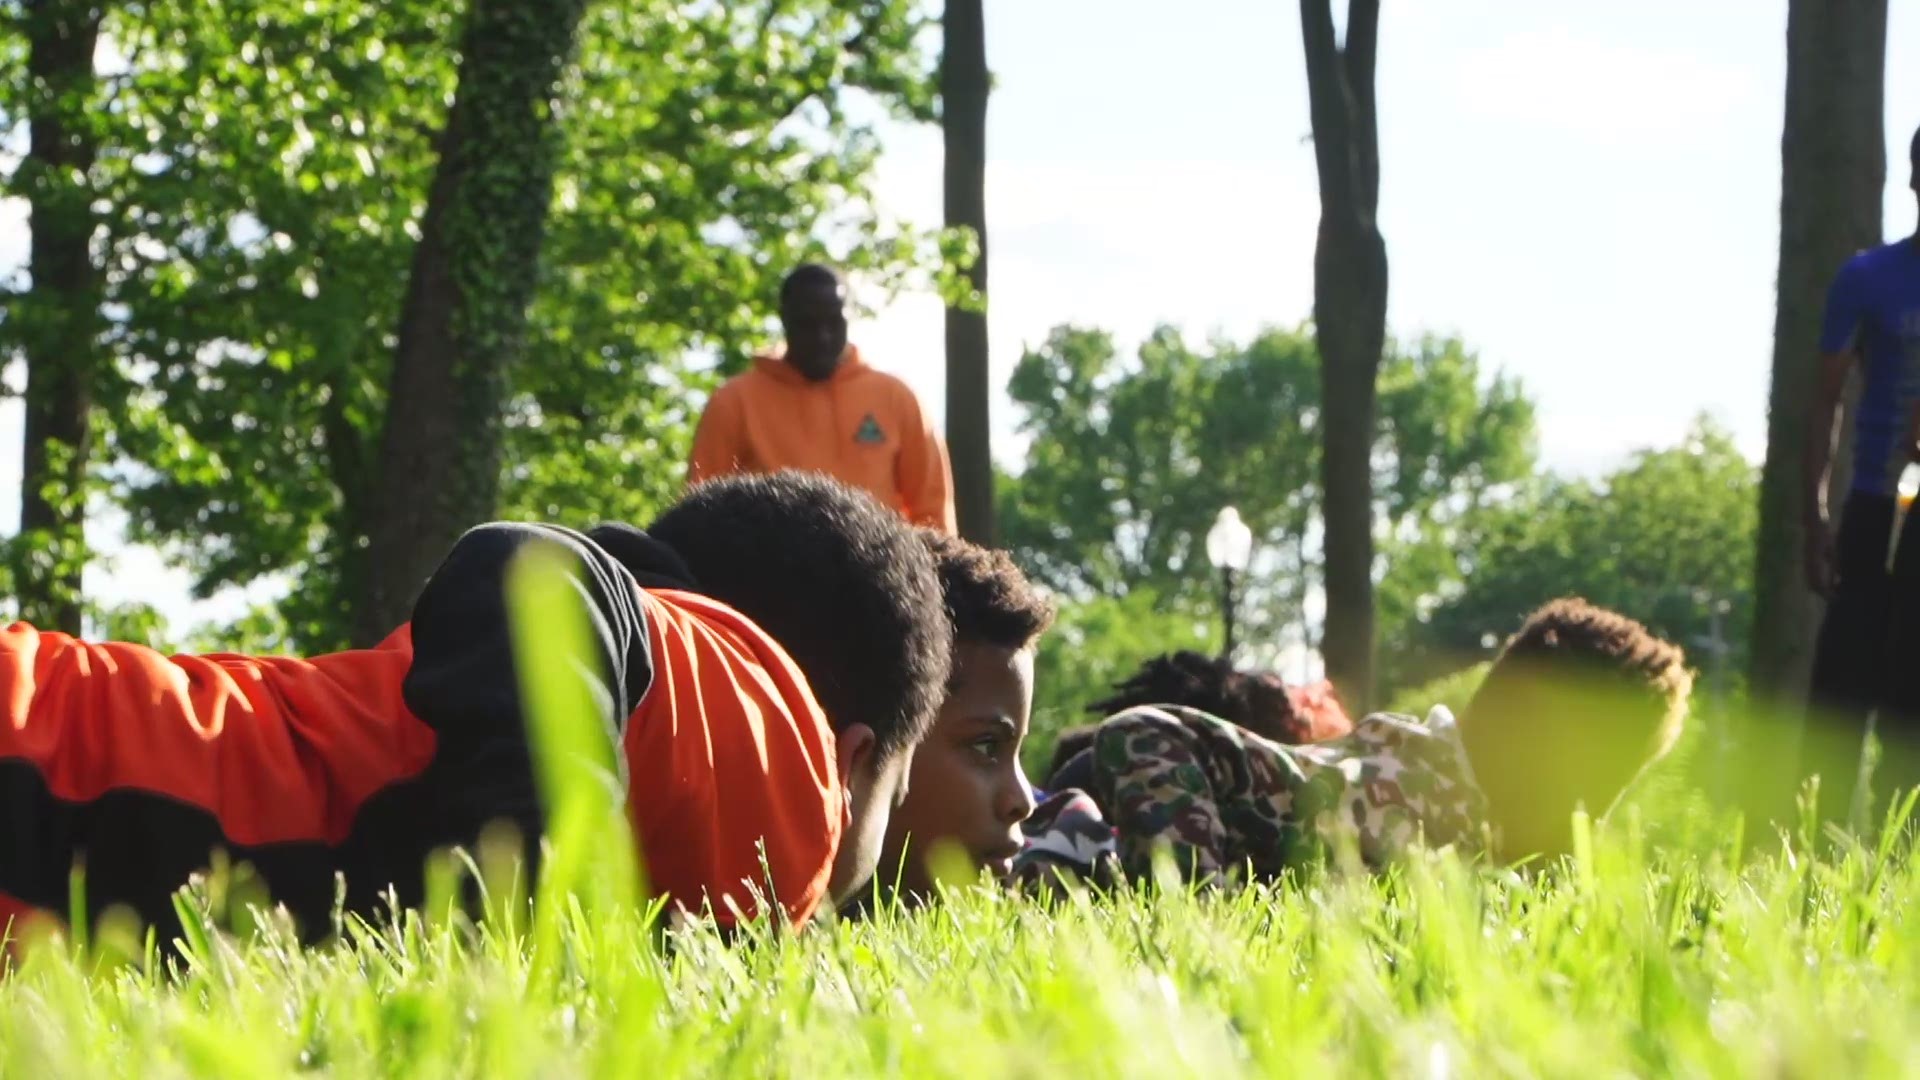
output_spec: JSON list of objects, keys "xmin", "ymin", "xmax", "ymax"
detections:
[
  {"xmin": 1088, "ymin": 706, "xmax": 1329, "ymax": 884},
  {"xmin": 1283, "ymin": 708, "xmax": 1492, "ymax": 865},
  {"xmin": 1034, "ymin": 706, "xmax": 1492, "ymax": 891},
  {"xmin": 1009, "ymin": 789, "xmax": 1120, "ymax": 891}
]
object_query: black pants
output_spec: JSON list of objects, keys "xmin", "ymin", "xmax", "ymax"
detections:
[{"xmin": 1806, "ymin": 491, "xmax": 1920, "ymax": 824}]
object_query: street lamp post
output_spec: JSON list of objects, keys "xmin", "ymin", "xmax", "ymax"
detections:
[
  {"xmin": 1687, "ymin": 591, "xmax": 1735, "ymax": 807},
  {"xmin": 1207, "ymin": 507, "xmax": 1254, "ymax": 662},
  {"xmin": 1680, "ymin": 587, "xmax": 1732, "ymax": 704}
]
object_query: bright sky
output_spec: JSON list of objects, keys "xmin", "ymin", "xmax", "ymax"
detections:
[{"xmin": 3, "ymin": 0, "xmax": 1918, "ymax": 633}]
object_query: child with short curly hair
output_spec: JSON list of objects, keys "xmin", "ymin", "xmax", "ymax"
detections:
[
  {"xmin": 1016, "ymin": 598, "xmax": 1693, "ymax": 885},
  {"xmin": 867, "ymin": 531, "xmax": 1055, "ymax": 902}
]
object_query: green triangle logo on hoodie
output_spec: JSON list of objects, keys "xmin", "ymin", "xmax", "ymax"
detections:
[{"xmin": 854, "ymin": 413, "xmax": 887, "ymax": 445}]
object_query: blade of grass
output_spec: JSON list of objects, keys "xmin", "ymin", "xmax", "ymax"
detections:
[{"xmin": 503, "ymin": 540, "xmax": 643, "ymax": 989}]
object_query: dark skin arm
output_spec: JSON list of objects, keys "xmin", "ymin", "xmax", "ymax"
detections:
[
  {"xmin": 1908, "ymin": 403, "xmax": 1920, "ymax": 479},
  {"xmin": 1804, "ymin": 349, "xmax": 1855, "ymax": 595}
]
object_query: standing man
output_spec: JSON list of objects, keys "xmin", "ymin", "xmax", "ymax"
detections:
[
  {"xmin": 689, "ymin": 264, "xmax": 957, "ymax": 532},
  {"xmin": 1803, "ymin": 125, "xmax": 1920, "ymax": 822}
]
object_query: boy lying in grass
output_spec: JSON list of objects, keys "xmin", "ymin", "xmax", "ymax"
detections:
[
  {"xmin": 866, "ymin": 532, "xmax": 1054, "ymax": 901},
  {"xmin": 1014, "ymin": 598, "xmax": 1692, "ymax": 886},
  {"xmin": 0, "ymin": 473, "xmax": 949, "ymax": 940},
  {"xmin": 864, "ymin": 532, "xmax": 1385, "ymax": 902}
]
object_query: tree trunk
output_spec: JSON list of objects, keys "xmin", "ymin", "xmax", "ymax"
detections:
[
  {"xmin": 14, "ymin": 0, "xmax": 104, "ymax": 637},
  {"xmin": 1749, "ymin": 0, "xmax": 1887, "ymax": 711},
  {"xmin": 354, "ymin": 0, "xmax": 590, "ymax": 646},
  {"xmin": 1300, "ymin": 0, "xmax": 1386, "ymax": 712},
  {"xmin": 942, "ymin": 0, "xmax": 993, "ymax": 543}
]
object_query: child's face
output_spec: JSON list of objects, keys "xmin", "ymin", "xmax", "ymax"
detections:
[
  {"xmin": 1468, "ymin": 674, "xmax": 1671, "ymax": 861},
  {"xmin": 875, "ymin": 643, "xmax": 1038, "ymax": 898}
]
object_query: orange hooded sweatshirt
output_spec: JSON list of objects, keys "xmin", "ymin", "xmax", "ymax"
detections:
[{"xmin": 688, "ymin": 347, "xmax": 957, "ymax": 532}]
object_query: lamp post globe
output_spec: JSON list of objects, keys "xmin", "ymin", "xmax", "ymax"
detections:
[
  {"xmin": 1207, "ymin": 507, "xmax": 1253, "ymax": 572},
  {"xmin": 1207, "ymin": 507, "xmax": 1254, "ymax": 661}
]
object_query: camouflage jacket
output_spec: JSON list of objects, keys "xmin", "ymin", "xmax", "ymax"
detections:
[{"xmin": 1013, "ymin": 705, "xmax": 1492, "ymax": 887}]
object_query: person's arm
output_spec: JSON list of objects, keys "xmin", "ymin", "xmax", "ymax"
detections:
[
  {"xmin": 1009, "ymin": 788, "xmax": 1119, "ymax": 891},
  {"xmin": 687, "ymin": 383, "xmax": 746, "ymax": 488},
  {"xmin": 1905, "ymin": 400, "xmax": 1920, "ymax": 474},
  {"xmin": 620, "ymin": 590, "xmax": 843, "ymax": 927},
  {"xmin": 895, "ymin": 390, "xmax": 957, "ymax": 532},
  {"xmin": 1805, "ymin": 261, "xmax": 1865, "ymax": 594}
]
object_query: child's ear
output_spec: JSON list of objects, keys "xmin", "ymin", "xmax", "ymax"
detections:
[{"xmin": 835, "ymin": 723, "xmax": 879, "ymax": 808}]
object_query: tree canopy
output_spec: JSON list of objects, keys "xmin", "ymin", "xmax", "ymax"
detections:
[
  {"xmin": 998, "ymin": 324, "xmax": 1756, "ymax": 716},
  {"xmin": 998, "ymin": 323, "xmax": 1536, "ymax": 684},
  {"xmin": 2, "ymin": 0, "xmax": 941, "ymax": 649}
]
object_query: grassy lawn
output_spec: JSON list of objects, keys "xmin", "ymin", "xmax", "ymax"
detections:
[
  {"xmin": 7, "ymin": 548, "xmax": 1914, "ymax": 1077},
  {"xmin": 4, "ymin": 820, "xmax": 1920, "ymax": 1077}
]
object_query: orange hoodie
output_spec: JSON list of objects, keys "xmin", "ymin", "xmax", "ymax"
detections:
[{"xmin": 688, "ymin": 347, "xmax": 957, "ymax": 532}]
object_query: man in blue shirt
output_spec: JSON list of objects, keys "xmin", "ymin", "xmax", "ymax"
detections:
[{"xmin": 1804, "ymin": 125, "xmax": 1920, "ymax": 822}]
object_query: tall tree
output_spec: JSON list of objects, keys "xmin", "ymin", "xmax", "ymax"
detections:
[
  {"xmin": 1397, "ymin": 417, "xmax": 1758, "ymax": 700},
  {"xmin": 1299, "ymin": 0, "xmax": 1386, "ymax": 711},
  {"xmin": 999, "ymin": 325, "xmax": 1533, "ymax": 666},
  {"xmin": 1749, "ymin": 0, "xmax": 1887, "ymax": 709},
  {"xmin": 97, "ymin": 0, "xmax": 937, "ymax": 652},
  {"xmin": 941, "ymin": 0, "xmax": 992, "ymax": 541},
  {"xmin": 353, "ymin": 0, "xmax": 591, "ymax": 644},
  {"xmin": 102, "ymin": 0, "xmax": 464, "ymax": 649},
  {"xmin": 1000, "ymin": 325, "xmax": 1322, "ymax": 613},
  {"xmin": 8, "ymin": 0, "xmax": 104, "ymax": 635}
]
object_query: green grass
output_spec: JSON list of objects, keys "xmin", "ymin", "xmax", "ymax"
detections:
[
  {"xmin": 8, "ymin": 544, "xmax": 1920, "ymax": 1076},
  {"xmin": 10, "ymin": 826, "xmax": 1920, "ymax": 1076}
]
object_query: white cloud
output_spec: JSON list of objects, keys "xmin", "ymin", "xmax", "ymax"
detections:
[
  {"xmin": 0, "ymin": 398, "xmax": 18, "ymax": 535},
  {"xmin": 1537, "ymin": 405, "xmax": 1763, "ymax": 481}
]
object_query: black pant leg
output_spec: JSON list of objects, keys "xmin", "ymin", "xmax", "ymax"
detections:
[
  {"xmin": 1873, "ymin": 501, "xmax": 1920, "ymax": 822},
  {"xmin": 1806, "ymin": 492, "xmax": 1897, "ymax": 824}
]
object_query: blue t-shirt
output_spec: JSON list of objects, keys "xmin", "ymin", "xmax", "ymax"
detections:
[{"xmin": 1822, "ymin": 239, "xmax": 1920, "ymax": 496}]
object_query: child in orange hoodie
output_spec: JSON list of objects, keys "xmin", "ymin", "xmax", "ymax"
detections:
[{"xmin": 0, "ymin": 474, "xmax": 950, "ymax": 941}]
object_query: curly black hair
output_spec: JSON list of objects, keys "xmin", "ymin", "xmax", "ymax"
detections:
[
  {"xmin": 922, "ymin": 530, "xmax": 1055, "ymax": 654},
  {"xmin": 1088, "ymin": 651, "xmax": 1267, "ymax": 725},
  {"xmin": 1477, "ymin": 598, "xmax": 1690, "ymax": 739},
  {"xmin": 649, "ymin": 472, "xmax": 952, "ymax": 760},
  {"xmin": 1046, "ymin": 651, "xmax": 1311, "ymax": 786}
]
